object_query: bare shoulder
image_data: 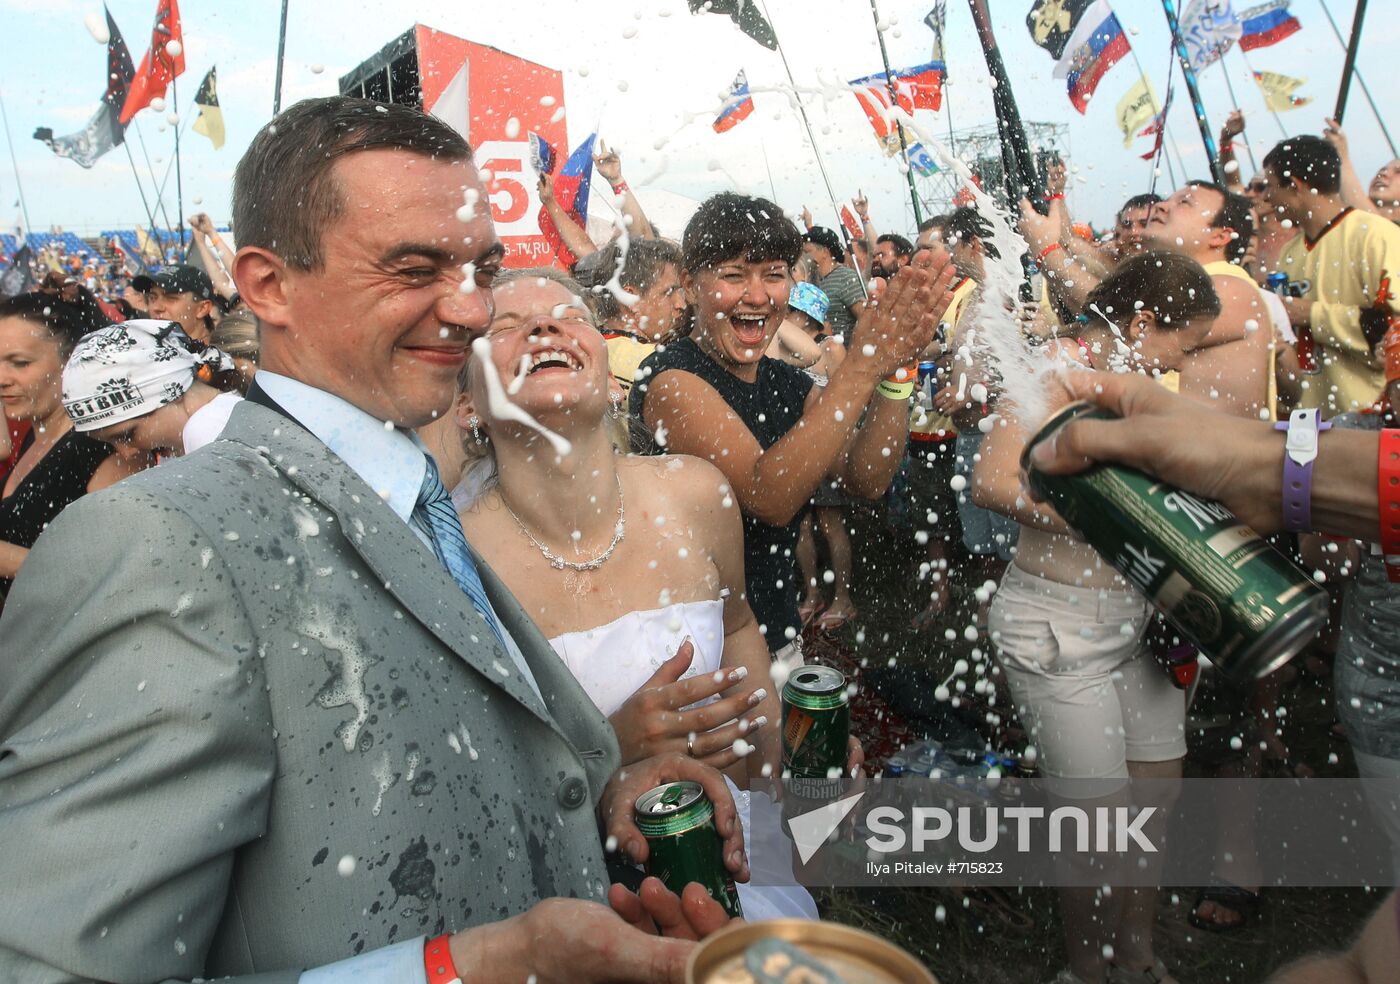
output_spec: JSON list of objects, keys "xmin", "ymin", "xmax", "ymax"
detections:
[
  {"xmin": 1212, "ymin": 274, "xmax": 1262, "ymax": 307},
  {"xmin": 620, "ymin": 453, "xmax": 732, "ymax": 517}
]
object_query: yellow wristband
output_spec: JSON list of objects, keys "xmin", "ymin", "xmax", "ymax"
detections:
[{"xmin": 877, "ymin": 380, "xmax": 914, "ymax": 400}]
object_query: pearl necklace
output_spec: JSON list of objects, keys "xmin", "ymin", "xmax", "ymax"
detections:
[{"xmin": 501, "ymin": 474, "xmax": 626, "ymax": 572}]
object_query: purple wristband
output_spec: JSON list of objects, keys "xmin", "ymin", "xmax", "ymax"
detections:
[{"xmin": 1274, "ymin": 409, "xmax": 1331, "ymax": 533}]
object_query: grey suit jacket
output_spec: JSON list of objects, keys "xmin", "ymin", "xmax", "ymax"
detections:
[{"xmin": 0, "ymin": 400, "xmax": 620, "ymax": 983}]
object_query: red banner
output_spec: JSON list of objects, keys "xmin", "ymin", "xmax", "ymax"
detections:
[{"xmin": 416, "ymin": 26, "xmax": 568, "ymax": 268}]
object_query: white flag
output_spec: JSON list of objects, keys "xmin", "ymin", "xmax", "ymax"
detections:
[{"xmin": 1179, "ymin": 0, "xmax": 1242, "ymax": 71}]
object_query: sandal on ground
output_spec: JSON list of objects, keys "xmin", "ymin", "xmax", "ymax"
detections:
[
  {"xmin": 797, "ymin": 598, "xmax": 826, "ymax": 628},
  {"xmin": 1187, "ymin": 884, "xmax": 1261, "ymax": 932},
  {"xmin": 1107, "ymin": 959, "xmax": 1177, "ymax": 984},
  {"xmin": 816, "ymin": 606, "xmax": 857, "ymax": 633}
]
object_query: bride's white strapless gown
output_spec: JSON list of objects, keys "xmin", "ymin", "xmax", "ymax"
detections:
[{"xmin": 549, "ymin": 600, "xmax": 818, "ymax": 921}]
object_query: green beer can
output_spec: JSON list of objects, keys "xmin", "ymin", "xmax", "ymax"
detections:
[
  {"xmin": 782, "ymin": 665, "xmax": 851, "ymax": 793},
  {"xmin": 635, "ymin": 781, "xmax": 743, "ymax": 919},
  {"xmin": 1022, "ymin": 402, "xmax": 1328, "ymax": 680}
]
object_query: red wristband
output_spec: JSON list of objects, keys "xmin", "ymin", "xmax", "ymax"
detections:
[
  {"xmin": 611, "ymin": 181, "xmax": 629, "ymax": 196},
  {"xmin": 1036, "ymin": 242, "xmax": 1063, "ymax": 264},
  {"xmin": 425, "ymin": 933, "xmax": 463, "ymax": 984},
  {"xmin": 1380, "ymin": 430, "xmax": 1400, "ymax": 582},
  {"xmin": 1047, "ymin": 193, "xmax": 1064, "ymax": 202}
]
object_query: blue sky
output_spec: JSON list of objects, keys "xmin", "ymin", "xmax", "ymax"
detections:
[{"xmin": 1, "ymin": 0, "xmax": 1395, "ymax": 239}]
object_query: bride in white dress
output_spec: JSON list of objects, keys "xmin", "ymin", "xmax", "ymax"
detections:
[{"xmin": 453, "ymin": 269, "xmax": 839, "ymax": 920}]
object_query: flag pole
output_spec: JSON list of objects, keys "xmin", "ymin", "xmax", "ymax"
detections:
[
  {"xmin": 1124, "ymin": 47, "xmax": 1183, "ymax": 191},
  {"xmin": 1332, "ymin": 0, "xmax": 1367, "ymax": 127},
  {"xmin": 0, "ymin": 88, "xmax": 33, "ymax": 235},
  {"xmin": 133, "ymin": 121, "xmax": 179, "ymax": 237},
  {"xmin": 1159, "ymin": 0, "xmax": 1226, "ymax": 184},
  {"xmin": 755, "ymin": 0, "xmax": 866, "ymax": 297},
  {"xmin": 1235, "ymin": 48, "xmax": 1289, "ymax": 138},
  {"xmin": 1317, "ymin": 0, "xmax": 1394, "ymax": 156},
  {"xmin": 155, "ymin": 91, "xmax": 198, "ymax": 204},
  {"xmin": 758, "ymin": 137, "xmax": 779, "ymax": 203},
  {"xmin": 172, "ymin": 74, "xmax": 186, "ymax": 250},
  {"xmin": 1218, "ymin": 63, "xmax": 1260, "ymax": 173},
  {"xmin": 868, "ymin": 0, "xmax": 923, "ymax": 226},
  {"xmin": 966, "ymin": 0, "xmax": 1043, "ymax": 212},
  {"xmin": 121, "ymin": 139, "xmax": 166, "ymax": 263},
  {"xmin": 273, "ymin": 0, "xmax": 291, "ymax": 115}
]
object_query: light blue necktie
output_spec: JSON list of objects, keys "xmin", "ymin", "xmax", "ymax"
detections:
[{"xmin": 410, "ymin": 455, "xmax": 508, "ymax": 648}]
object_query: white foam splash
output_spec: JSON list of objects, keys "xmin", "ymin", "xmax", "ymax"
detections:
[
  {"xmin": 896, "ymin": 112, "xmax": 1059, "ymax": 429},
  {"xmin": 470, "ymin": 336, "xmax": 572, "ymax": 457}
]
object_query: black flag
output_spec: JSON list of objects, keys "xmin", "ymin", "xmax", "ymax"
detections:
[
  {"xmin": 102, "ymin": 4, "xmax": 137, "ymax": 137},
  {"xmin": 33, "ymin": 6, "xmax": 135, "ymax": 168},
  {"xmin": 688, "ymin": 0, "xmax": 778, "ymax": 50},
  {"xmin": 1026, "ymin": 0, "xmax": 1094, "ymax": 61}
]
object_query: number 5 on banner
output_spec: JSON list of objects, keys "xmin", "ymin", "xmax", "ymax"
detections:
[{"xmin": 476, "ymin": 141, "xmax": 537, "ymax": 234}]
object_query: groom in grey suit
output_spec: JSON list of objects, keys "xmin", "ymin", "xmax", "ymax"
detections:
[{"xmin": 0, "ymin": 97, "xmax": 742, "ymax": 983}]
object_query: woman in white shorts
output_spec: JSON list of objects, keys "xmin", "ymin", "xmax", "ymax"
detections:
[{"xmin": 973, "ymin": 252, "xmax": 1223, "ymax": 984}]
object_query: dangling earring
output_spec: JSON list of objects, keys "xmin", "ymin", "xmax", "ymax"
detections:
[
  {"xmin": 468, "ymin": 415, "xmax": 487, "ymax": 445},
  {"xmin": 609, "ymin": 392, "xmax": 625, "ymax": 419}
]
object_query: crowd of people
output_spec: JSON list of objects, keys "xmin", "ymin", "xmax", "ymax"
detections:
[{"xmin": 2, "ymin": 91, "xmax": 1400, "ymax": 984}]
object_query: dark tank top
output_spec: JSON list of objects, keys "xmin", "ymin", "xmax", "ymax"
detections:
[
  {"xmin": 0, "ymin": 427, "xmax": 111, "ymax": 600},
  {"xmin": 630, "ymin": 337, "xmax": 814, "ymax": 652}
]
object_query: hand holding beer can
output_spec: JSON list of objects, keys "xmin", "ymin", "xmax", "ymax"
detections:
[
  {"xmin": 1023, "ymin": 402, "xmax": 1328, "ymax": 680},
  {"xmin": 634, "ymin": 781, "xmax": 743, "ymax": 919}
]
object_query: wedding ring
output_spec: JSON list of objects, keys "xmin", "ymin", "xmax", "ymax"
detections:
[{"xmin": 686, "ymin": 734, "xmax": 695, "ymax": 756}]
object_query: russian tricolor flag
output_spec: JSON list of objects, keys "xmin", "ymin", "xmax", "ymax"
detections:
[
  {"xmin": 538, "ymin": 132, "xmax": 596, "ymax": 268},
  {"xmin": 713, "ymin": 70, "xmax": 755, "ymax": 133},
  {"xmin": 1054, "ymin": 0, "xmax": 1131, "ymax": 115},
  {"xmin": 1239, "ymin": 1, "xmax": 1302, "ymax": 51},
  {"xmin": 849, "ymin": 60, "xmax": 946, "ymax": 117}
]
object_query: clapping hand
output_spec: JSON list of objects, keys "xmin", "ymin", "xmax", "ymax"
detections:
[{"xmin": 847, "ymin": 246, "xmax": 957, "ymax": 382}]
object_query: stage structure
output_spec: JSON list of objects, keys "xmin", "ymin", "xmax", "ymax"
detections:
[
  {"xmin": 914, "ymin": 120, "xmax": 1071, "ymax": 216},
  {"xmin": 340, "ymin": 25, "xmax": 569, "ymax": 267}
]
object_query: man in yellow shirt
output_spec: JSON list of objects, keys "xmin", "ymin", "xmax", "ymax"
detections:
[
  {"xmin": 1144, "ymin": 180, "xmax": 1277, "ymax": 420},
  {"xmin": 1264, "ymin": 135, "xmax": 1400, "ymax": 416}
]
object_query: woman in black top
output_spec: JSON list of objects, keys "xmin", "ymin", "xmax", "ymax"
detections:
[
  {"xmin": 631, "ymin": 193, "xmax": 955, "ymax": 658},
  {"xmin": 0, "ymin": 294, "xmax": 143, "ymax": 602}
]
